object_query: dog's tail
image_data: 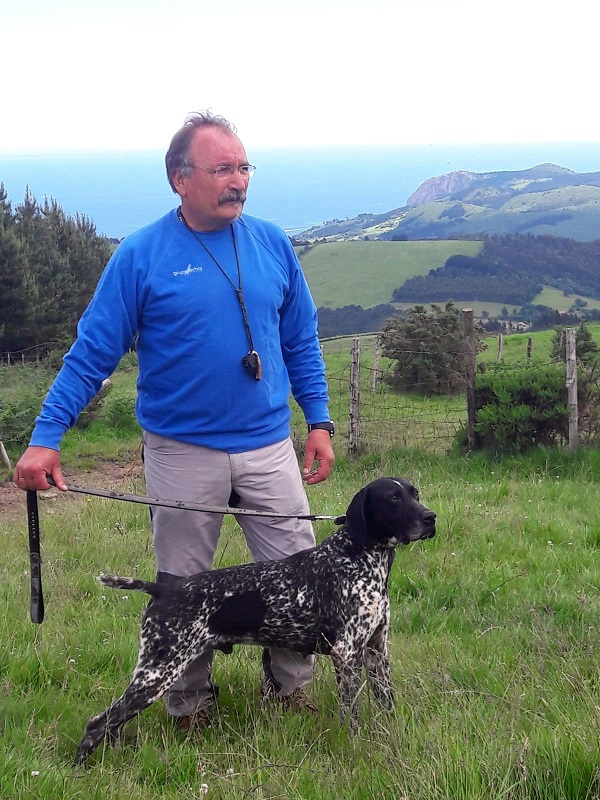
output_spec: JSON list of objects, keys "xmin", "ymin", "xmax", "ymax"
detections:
[{"xmin": 98, "ymin": 574, "xmax": 161, "ymax": 597}]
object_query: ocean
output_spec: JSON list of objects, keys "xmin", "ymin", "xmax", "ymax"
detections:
[{"xmin": 1, "ymin": 142, "xmax": 599, "ymax": 240}]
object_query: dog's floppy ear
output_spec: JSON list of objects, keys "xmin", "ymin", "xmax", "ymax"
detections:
[{"xmin": 344, "ymin": 485, "xmax": 372, "ymax": 549}]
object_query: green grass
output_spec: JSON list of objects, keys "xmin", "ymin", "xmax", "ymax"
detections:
[
  {"xmin": 532, "ymin": 286, "xmax": 600, "ymax": 313},
  {"xmin": 298, "ymin": 240, "xmax": 483, "ymax": 309},
  {"xmin": 296, "ymin": 237, "xmax": 600, "ymax": 317},
  {"xmin": 1, "ymin": 448, "xmax": 599, "ymax": 799},
  {"xmin": 480, "ymin": 322, "xmax": 600, "ymax": 368}
]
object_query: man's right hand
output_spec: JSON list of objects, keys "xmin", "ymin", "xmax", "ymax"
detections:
[{"xmin": 13, "ymin": 446, "xmax": 68, "ymax": 492}]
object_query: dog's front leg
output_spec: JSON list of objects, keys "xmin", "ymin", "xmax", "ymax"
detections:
[
  {"xmin": 364, "ymin": 622, "xmax": 394, "ymax": 711},
  {"xmin": 331, "ymin": 643, "xmax": 364, "ymax": 732}
]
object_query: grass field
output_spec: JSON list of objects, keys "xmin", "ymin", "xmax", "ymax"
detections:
[
  {"xmin": 296, "ymin": 238, "xmax": 600, "ymax": 318},
  {"xmin": 533, "ymin": 287, "xmax": 600, "ymax": 313},
  {"xmin": 1, "ymin": 335, "xmax": 599, "ymax": 799},
  {"xmin": 298, "ymin": 240, "xmax": 483, "ymax": 309},
  {"xmin": 2, "ymin": 447, "xmax": 599, "ymax": 800}
]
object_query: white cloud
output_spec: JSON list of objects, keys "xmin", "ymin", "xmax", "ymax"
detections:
[{"xmin": 1, "ymin": 0, "xmax": 597, "ymax": 151}]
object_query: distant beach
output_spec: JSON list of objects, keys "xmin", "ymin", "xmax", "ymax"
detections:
[{"xmin": 1, "ymin": 142, "xmax": 599, "ymax": 240}]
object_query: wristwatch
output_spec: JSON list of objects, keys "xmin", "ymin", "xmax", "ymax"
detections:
[{"xmin": 307, "ymin": 421, "xmax": 335, "ymax": 438}]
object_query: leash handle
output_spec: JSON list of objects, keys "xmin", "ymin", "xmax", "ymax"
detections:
[{"xmin": 26, "ymin": 490, "xmax": 44, "ymax": 624}]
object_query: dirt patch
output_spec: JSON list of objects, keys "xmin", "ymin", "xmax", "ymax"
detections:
[{"xmin": 0, "ymin": 461, "xmax": 145, "ymax": 522}]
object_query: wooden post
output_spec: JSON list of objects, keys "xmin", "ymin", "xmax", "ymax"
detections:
[
  {"xmin": 371, "ymin": 335, "xmax": 381, "ymax": 394},
  {"xmin": 348, "ymin": 337, "xmax": 361, "ymax": 454},
  {"xmin": 463, "ymin": 309, "xmax": 476, "ymax": 451},
  {"xmin": 497, "ymin": 333, "xmax": 503, "ymax": 362},
  {"xmin": 0, "ymin": 440, "xmax": 12, "ymax": 471},
  {"xmin": 566, "ymin": 328, "xmax": 578, "ymax": 450},
  {"xmin": 527, "ymin": 337, "xmax": 532, "ymax": 360}
]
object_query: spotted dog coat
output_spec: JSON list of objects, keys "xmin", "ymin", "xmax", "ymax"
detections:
[{"xmin": 74, "ymin": 477, "xmax": 436, "ymax": 764}]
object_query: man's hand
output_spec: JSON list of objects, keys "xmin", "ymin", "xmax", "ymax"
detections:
[
  {"xmin": 13, "ymin": 446, "xmax": 67, "ymax": 492},
  {"xmin": 302, "ymin": 429, "xmax": 334, "ymax": 485}
]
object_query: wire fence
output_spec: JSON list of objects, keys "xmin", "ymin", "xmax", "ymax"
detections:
[
  {"xmin": 2, "ymin": 325, "xmax": 583, "ymax": 460},
  {"xmin": 292, "ymin": 324, "xmax": 583, "ymax": 456},
  {"xmin": 291, "ymin": 334, "xmax": 468, "ymax": 456}
]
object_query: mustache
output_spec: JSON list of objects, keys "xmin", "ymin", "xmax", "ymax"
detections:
[{"xmin": 219, "ymin": 190, "xmax": 247, "ymax": 205}]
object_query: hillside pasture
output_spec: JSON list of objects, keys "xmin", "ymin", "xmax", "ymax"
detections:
[
  {"xmin": 298, "ymin": 240, "xmax": 483, "ymax": 309},
  {"xmin": 532, "ymin": 286, "xmax": 600, "ymax": 313},
  {"xmin": 1, "ymin": 448, "xmax": 599, "ymax": 800},
  {"xmin": 298, "ymin": 237, "xmax": 600, "ymax": 319}
]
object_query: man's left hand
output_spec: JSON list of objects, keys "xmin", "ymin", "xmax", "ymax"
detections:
[{"xmin": 302, "ymin": 429, "xmax": 334, "ymax": 484}]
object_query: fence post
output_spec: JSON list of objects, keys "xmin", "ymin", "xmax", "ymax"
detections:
[
  {"xmin": 463, "ymin": 309, "xmax": 476, "ymax": 450},
  {"xmin": 371, "ymin": 335, "xmax": 381, "ymax": 394},
  {"xmin": 0, "ymin": 440, "xmax": 12, "ymax": 471},
  {"xmin": 497, "ymin": 333, "xmax": 503, "ymax": 361},
  {"xmin": 348, "ymin": 337, "xmax": 361, "ymax": 455},
  {"xmin": 527, "ymin": 337, "xmax": 532, "ymax": 360},
  {"xmin": 566, "ymin": 328, "xmax": 578, "ymax": 450}
]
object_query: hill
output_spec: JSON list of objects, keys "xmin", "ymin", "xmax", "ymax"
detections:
[
  {"xmin": 394, "ymin": 235, "xmax": 600, "ymax": 307},
  {"xmin": 297, "ymin": 239, "xmax": 482, "ymax": 308},
  {"xmin": 298, "ymin": 234, "xmax": 600, "ymax": 338},
  {"xmin": 298, "ymin": 163, "xmax": 600, "ymax": 242}
]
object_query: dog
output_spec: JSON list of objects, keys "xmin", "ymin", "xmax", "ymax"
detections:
[{"xmin": 74, "ymin": 476, "xmax": 436, "ymax": 764}]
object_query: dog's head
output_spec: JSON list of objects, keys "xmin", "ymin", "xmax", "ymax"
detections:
[{"xmin": 343, "ymin": 476, "xmax": 436, "ymax": 551}]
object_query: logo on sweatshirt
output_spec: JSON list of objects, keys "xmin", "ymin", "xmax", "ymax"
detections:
[{"xmin": 173, "ymin": 263, "xmax": 203, "ymax": 277}]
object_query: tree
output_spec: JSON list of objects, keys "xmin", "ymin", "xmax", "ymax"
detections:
[
  {"xmin": 0, "ymin": 224, "xmax": 32, "ymax": 352},
  {"xmin": 380, "ymin": 302, "xmax": 485, "ymax": 396},
  {"xmin": 0, "ymin": 188, "xmax": 113, "ymax": 355},
  {"xmin": 550, "ymin": 320, "xmax": 599, "ymax": 367}
]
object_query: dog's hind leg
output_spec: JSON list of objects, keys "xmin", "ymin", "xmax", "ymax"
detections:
[
  {"xmin": 74, "ymin": 666, "xmax": 174, "ymax": 765},
  {"xmin": 364, "ymin": 622, "xmax": 394, "ymax": 711},
  {"xmin": 75, "ymin": 628, "xmax": 211, "ymax": 765}
]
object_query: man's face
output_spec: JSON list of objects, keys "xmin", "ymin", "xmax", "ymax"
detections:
[{"xmin": 173, "ymin": 126, "xmax": 251, "ymax": 232}]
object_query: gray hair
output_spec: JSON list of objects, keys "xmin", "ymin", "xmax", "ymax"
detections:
[{"xmin": 165, "ymin": 111, "xmax": 237, "ymax": 192}]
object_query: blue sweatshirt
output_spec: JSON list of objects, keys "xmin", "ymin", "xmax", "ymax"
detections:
[{"xmin": 30, "ymin": 210, "xmax": 330, "ymax": 453}]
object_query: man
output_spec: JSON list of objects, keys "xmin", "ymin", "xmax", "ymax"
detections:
[{"xmin": 14, "ymin": 111, "xmax": 334, "ymax": 728}]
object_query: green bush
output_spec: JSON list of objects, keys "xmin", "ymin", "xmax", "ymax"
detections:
[
  {"xmin": 102, "ymin": 389, "xmax": 139, "ymax": 433},
  {"xmin": 457, "ymin": 363, "xmax": 569, "ymax": 453},
  {"xmin": 381, "ymin": 302, "xmax": 486, "ymax": 396},
  {"xmin": 0, "ymin": 364, "xmax": 55, "ymax": 448}
]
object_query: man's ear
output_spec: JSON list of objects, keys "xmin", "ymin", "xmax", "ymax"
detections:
[
  {"xmin": 171, "ymin": 168, "xmax": 187, "ymax": 198},
  {"xmin": 345, "ymin": 486, "xmax": 371, "ymax": 549}
]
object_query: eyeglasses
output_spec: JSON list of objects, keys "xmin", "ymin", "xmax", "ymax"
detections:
[{"xmin": 186, "ymin": 164, "xmax": 256, "ymax": 179}]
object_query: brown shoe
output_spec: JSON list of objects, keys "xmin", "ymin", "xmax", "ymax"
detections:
[
  {"xmin": 281, "ymin": 688, "xmax": 318, "ymax": 713},
  {"xmin": 171, "ymin": 707, "xmax": 212, "ymax": 732},
  {"xmin": 264, "ymin": 686, "xmax": 317, "ymax": 713}
]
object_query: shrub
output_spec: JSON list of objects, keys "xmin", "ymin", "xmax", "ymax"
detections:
[
  {"xmin": 102, "ymin": 390, "xmax": 139, "ymax": 433},
  {"xmin": 457, "ymin": 363, "xmax": 569, "ymax": 453},
  {"xmin": 0, "ymin": 364, "xmax": 55, "ymax": 448},
  {"xmin": 381, "ymin": 302, "xmax": 486, "ymax": 396}
]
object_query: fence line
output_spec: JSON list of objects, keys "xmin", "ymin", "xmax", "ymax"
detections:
[
  {"xmin": 3, "ymin": 323, "xmax": 582, "ymax": 458},
  {"xmin": 313, "ymin": 317, "xmax": 581, "ymax": 456}
]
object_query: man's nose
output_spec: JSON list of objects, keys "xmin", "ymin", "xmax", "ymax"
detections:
[{"xmin": 229, "ymin": 169, "xmax": 248, "ymax": 189}]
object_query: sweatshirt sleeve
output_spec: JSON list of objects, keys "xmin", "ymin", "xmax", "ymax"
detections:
[
  {"xmin": 278, "ymin": 246, "xmax": 331, "ymax": 425},
  {"xmin": 29, "ymin": 244, "xmax": 141, "ymax": 450}
]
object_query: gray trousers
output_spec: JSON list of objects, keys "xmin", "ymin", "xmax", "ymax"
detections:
[{"xmin": 143, "ymin": 431, "xmax": 316, "ymax": 716}]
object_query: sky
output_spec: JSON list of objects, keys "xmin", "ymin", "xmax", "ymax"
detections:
[{"xmin": 1, "ymin": 0, "xmax": 597, "ymax": 152}]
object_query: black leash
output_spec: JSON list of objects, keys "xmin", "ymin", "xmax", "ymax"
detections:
[
  {"xmin": 26, "ymin": 490, "xmax": 44, "ymax": 624},
  {"xmin": 27, "ymin": 481, "xmax": 345, "ymax": 624}
]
